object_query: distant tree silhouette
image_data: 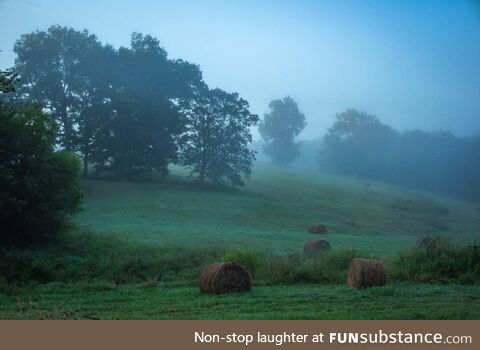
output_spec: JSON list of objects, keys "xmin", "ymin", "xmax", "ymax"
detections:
[
  {"xmin": 13, "ymin": 26, "xmax": 104, "ymax": 152},
  {"xmin": 10, "ymin": 27, "xmax": 262, "ymax": 185},
  {"xmin": 323, "ymin": 108, "xmax": 397, "ymax": 178},
  {"xmin": 321, "ymin": 108, "xmax": 480, "ymax": 200},
  {"xmin": 179, "ymin": 87, "xmax": 259, "ymax": 186},
  {"xmin": 13, "ymin": 27, "xmax": 204, "ymax": 180},
  {"xmin": 91, "ymin": 33, "xmax": 203, "ymax": 180},
  {"xmin": 259, "ymin": 97, "xmax": 306, "ymax": 165}
]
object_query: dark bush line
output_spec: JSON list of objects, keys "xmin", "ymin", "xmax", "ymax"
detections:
[
  {"xmin": 389, "ymin": 244, "xmax": 480, "ymax": 284},
  {"xmin": 1, "ymin": 230, "xmax": 478, "ymax": 287},
  {"xmin": 0, "ymin": 230, "xmax": 222, "ymax": 285}
]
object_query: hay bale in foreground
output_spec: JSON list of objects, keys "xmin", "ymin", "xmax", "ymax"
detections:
[
  {"xmin": 304, "ymin": 239, "xmax": 331, "ymax": 258},
  {"xmin": 416, "ymin": 236, "xmax": 435, "ymax": 249},
  {"xmin": 347, "ymin": 258, "xmax": 387, "ymax": 288},
  {"xmin": 199, "ymin": 262, "xmax": 252, "ymax": 294},
  {"xmin": 308, "ymin": 224, "xmax": 328, "ymax": 234}
]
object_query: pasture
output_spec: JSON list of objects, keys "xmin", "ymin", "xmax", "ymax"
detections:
[{"xmin": 1, "ymin": 163, "xmax": 479, "ymax": 319}]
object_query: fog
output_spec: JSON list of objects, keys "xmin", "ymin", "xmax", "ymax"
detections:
[
  {"xmin": 1, "ymin": 0, "xmax": 479, "ymax": 200},
  {"xmin": 1, "ymin": 0, "xmax": 479, "ymax": 139},
  {"xmin": 2, "ymin": 1, "xmax": 480, "ymax": 318}
]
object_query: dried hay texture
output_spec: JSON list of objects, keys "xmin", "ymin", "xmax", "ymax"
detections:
[
  {"xmin": 304, "ymin": 239, "xmax": 331, "ymax": 258},
  {"xmin": 199, "ymin": 262, "xmax": 252, "ymax": 294},
  {"xmin": 347, "ymin": 258, "xmax": 387, "ymax": 288},
  {"xmin": 308, "ymin": 224, "xmax": 328, "ymax": 234}
]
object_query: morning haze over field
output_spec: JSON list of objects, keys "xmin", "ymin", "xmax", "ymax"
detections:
[
  {"xmin": 1, "ymin": 0, "xmax": 480, "ymax": 138},
  {"xmin": 0, "ymin": 0, "xmax": 479, "ymax": 320}
]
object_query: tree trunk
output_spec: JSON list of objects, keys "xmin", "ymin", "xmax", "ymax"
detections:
[
  {"xmin": 83, "ymin": 155, "xmax": 89, "ymax": 179},
  {"xmin": 199, "ymin": 165, "xmax": 206, "ymax": 184}
]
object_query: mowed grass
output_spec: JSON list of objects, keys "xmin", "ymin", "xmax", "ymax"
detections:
[
  {"xmin": 1, "ymin": 283, "xmax": 479, "ymax": 320},
  {"xmin": 2, "ymin": 163, "xmax": 479, "ymax": 320},
  {"xmin": 77, "ymin": 163, "xmax": 480, "ymax": 256}
]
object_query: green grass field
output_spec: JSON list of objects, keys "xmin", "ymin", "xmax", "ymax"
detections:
[
  {"xmin": 1, "ymin": 163, "xmax": 479, "ymax": 319},
  {"xmin": 78, "ymin": 163, "xmax": 479, "ymax": 256},
  {"xmin": 1, "ymin": 283, "xmax": 479, "ymax": 320}
]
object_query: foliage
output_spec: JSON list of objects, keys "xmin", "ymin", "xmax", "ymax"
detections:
[
  {"xmin": 258, "ymin": 250, "xmax": 365, "ymax": 285},
  {"xmin": 13, "ymin": 26, "xmax": 104, "ymax": 152},
  {"xmin": 13, "ymin": 27, "xmax": 264, "ymax": 182},
  {"xmin": 259, "ymin": 97, "xmax": 306, "ymax": 165},
  {"xmin": 389, "ymin": 242, "xmax": 480, "ymax": 284},
  {"xmin": 322, "ymin": 108, "xmax": 480, "ymax": 200},
  {"xmin": 0, "ymin": 104, "xmax": 82, "ymax": 246},
  {"xmin": 179, "ymin": 87, "xmax": 259, "ymax": 186},
  {"xmin": 223, "ymin": 249, "xmax": 264, "ymax": 278},
  {"xmin": 92, "ymin": 33, "xmax": 203, "ymax": 180},
  {"xmin": 0, "ymin": 229, "xmax": 370, "ymax": 286},
  {"xmin": 387, "ymin": 130, "xmax": 480, "ymax": 200},
  {"xmin": 323, "ymin": 108, "xmax": 397, "ymax": 179},
  {"xmin": 0, "ymin": 69, "xmax": 17, "ymax": 94},
  {"xmin": 2, "ymin": 226, "xmax": 478, "ymax": 287},
  {"xmin": 0, "ymin": 230, "xmax": 221, "ymax": 284}
]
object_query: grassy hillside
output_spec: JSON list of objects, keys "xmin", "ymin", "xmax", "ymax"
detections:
[
  {"xmin": 2, "ymin": 163, "xmax": 479, "ymax": 320},
  {"xmin": 77, "ymin": 163, "xmax": 480, "ymax": 256}
]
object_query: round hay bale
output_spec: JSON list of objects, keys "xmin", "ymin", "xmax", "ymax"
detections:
[
  {"xmin": 199, "ymin": 262, "xmax": 252, "ymax": 294},
  {"xmin": 304, "ymin": 239, "xmax": 331, "ymax": 258},
  {"xmin": 416, "ymin": 236, "xmax": 435, "ymax": 249},
  {"xmin": 308, "ymin": 224, "xmax": 328, "ymax": 234},
  {"xmin": 347, "ymin": 258, "xmax": 387, "ymax": 288}
]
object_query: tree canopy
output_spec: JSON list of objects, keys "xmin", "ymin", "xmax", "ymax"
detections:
[
  {"xmin": 0, "ymin": 103, "xmax": 82, "ymax": 246},
  {"xmin": 9, "ymin": 26, "xmax": 257, "ymax": 184},
  {"xmin": 323, "ymin": 108, "xmax": 397, "ymax": 178},
  {"xmin": 259, "ymin": 97, "xmax": 306, "ymax": 165},
  {"xmin": 13, "ymin": 26, "xmax": 104, "ymax": 152},
  {"xmin": 90, "ymin": 33, "xmax": 203, "ymax": 180},
  {"xmin": 179, "ymin": 87, "xmax": 259, "ymax": 186},
  {"xmin": 322, "ymin": 108, "xmax": 480, "ymax": 200},
  {"xmin": 0, "ymin": 69, "xmax": 17, "ymax": 94}
]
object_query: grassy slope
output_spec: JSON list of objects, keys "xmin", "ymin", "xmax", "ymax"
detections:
[
  {"xmin": 78, "ymin": 163, "xmax": 480, "ymax": 256},
  {"xmin": 2, "ymin": 163, "xmax": 480, "ymax": 320}
]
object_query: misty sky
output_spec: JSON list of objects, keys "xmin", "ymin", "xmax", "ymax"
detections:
[{"xmin": 1, "ymin": 0, "xmax": 479, "ymax": 139}]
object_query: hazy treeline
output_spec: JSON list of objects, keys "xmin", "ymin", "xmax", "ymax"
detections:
[
  {"xmin": 322, "ymin": 109, "xmax": 480, "ymax": 201},
  {"xmin": 255, "ymin": 108, "xmax": 479, "ymax": 201},
  {"xmin": 4, "ymin": 26, "xmax": 258, "ymax": 186},
  {"xmin": 3, "ymin": 26, "xmax": 478, "ymax": 199}
]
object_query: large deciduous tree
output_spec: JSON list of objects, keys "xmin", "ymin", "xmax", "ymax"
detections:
[
  {"xmin": 322, "ymin": 108, "xmax": 397, "ymax": 178},
  {"xmin": 13, "ymin": 26, "xmax": 104, "ymax": 152},
  {"xmin": 12, "ymin": 28, "xmax": 204, "ymax": 180},
  {"xmin": 259, "ymin": 97, "xmax": 306, "ymax": 165},
  {"xmin": 179, "ymin": 87, "xmax": 259, "ymax": 186},
  {"xmin": 91, "ymin": 33, "xmax": 203, "ymax": 180}
]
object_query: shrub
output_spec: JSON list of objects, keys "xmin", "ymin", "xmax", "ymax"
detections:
[
  {"xmin": 389, "ymin": 242, "xmax": 480, "ymax": 284},
  {"xmin": 257, "ymin": 249, "xmax": 363, "ymax": 285},
  {"xmin": 2, "ymin": 228, "xmax": 478, "ymax": 287},
  {"xmin": 0, "ymin": 230, "xmax": 223, "ymax": 284},
  {"xmin": 0, "ymin": 104, "xmax": 82, "ymax": 246},
  {"xmin": 223, "ymin": 249, "xmax": 264, "ymax": 278}
]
